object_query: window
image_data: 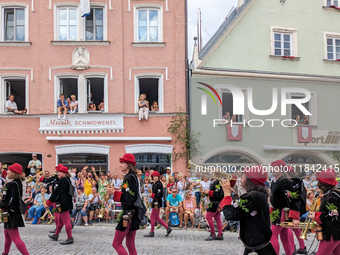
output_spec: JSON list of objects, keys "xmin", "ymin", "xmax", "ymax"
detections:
[
  {"xmin": 56, "ymin": 75, "xmax": 107, "ymax": 113},
  {"xmin": 271, "ymin": 27, "xmax": 298, "ymax": 58},
  {"xmin": 4, "ymin": 8, "xmax": 25, "ymax": 41},
  {"xmin": 327, "ymin": 0, "xmax": 339, "ymax": 7},
  {"xmin": 291, "ymin": 94, "xmax": 314, "ymax": 125},
  {"xmin": 326, "ymin": 38, "xmax": 340, "ymax": 60},
  {"xmin": 205, "ymin": 152, "xmax": 257, "ymax": 164},
  {"xmin": 58, "ymin": 7, "xmax": 77, "ymax": 40},
  {"xmin": 86, "ymin": 78, "xmax": 104, "ymax": 111},
  {"xmin": 59, "ymin": 154, "xmax": 108, "ymax": 172},
  {"xmin": 85, "ymin": 8, "xmax": 103, "ymax": 41},
  {"xmin": 134, "ymin": 153, "xmax": 170, "ymax": 175},
  {"xmin": 135, "ymin": 6, "xmax": 162, "ymax": 42},
  {"xmin": 221, "ymin": 91, "xmax": 244, "ymax": 123},
  {"xmin": 137, "ymin": 77, "xmax": 161, "ymax": 112},
  {"xmin": 3, "ymin": 78, "xmax": 26, "ymax": 114},
  {"xmin": 59, "ymin": 78, "xmax": 78, "ymax": 101},
  {"xmin": 274, "ymin": 33, "xmax": 292, "ymax": 56}
]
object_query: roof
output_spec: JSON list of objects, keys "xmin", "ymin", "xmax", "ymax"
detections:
[{"xmin": 198, "ymin": 0, "xmax": 253, "ymax": 61}]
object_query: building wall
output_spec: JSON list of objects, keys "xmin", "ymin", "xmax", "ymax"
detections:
[
  {"xmin": 0, "ymin": 0, "xmax": 186, "ymax": 175},
  {"xmin": 190, "ymin": 75, "xmax": 338, "ymax": 166},
  {"xmin": 201, "ymin": 0, "xmax": 340, "ymax": 76}
]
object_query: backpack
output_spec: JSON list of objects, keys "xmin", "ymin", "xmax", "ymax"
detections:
[{"xmin": 169, "ymin": 212, "xmax": 179, "ymax": 226}]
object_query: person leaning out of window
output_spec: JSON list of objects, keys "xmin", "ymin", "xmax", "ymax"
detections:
[
  {"xmin": 150, "ymin": 101, "xmax": 159, "ymax": 111},
  {"xmin": 138, "ymin": 93, "xmax": 149, "ymax": 120},
  {"xmin": 5, "ymin": 94, "xmax": 27, "ymax": 115}
]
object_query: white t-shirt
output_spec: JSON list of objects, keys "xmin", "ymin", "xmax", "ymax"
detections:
[
  {"xmin": 28, "ymin": 159, "xmax": 42, "ymax": 174},
  {"xmin": 88, "ymin": 193, "xmax": 99, "ymax": 204},
  {"xmin": 200, "ymin": 180, "xmax": 211, "ymax": 191},
  {"xmin": 5, "ymin": 100, "xmax": 17, "ymax": 111},
  {"xmin": 111, "ymin": 178, "xmax": 122, "ymax": 189}
]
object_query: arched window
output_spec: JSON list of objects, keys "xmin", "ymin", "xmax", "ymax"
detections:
[
  {"xmin": 282, "ymin": 154, "xmax": 324, "ymax": 165},
  {"xmin": 204, "ymin": 152, "xmax": 258, "ymax": 165}
]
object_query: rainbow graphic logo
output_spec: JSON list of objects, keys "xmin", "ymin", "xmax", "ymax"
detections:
[{"xmin": 196, "ymin": 82, "xmax": 222, "ymax": 115}]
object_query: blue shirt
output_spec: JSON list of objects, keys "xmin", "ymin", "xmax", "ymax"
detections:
[
  {"xmin": 166, "ymin": 194, "xmax": 182, "ymax": 207},
  {"xmin": 57, "ymin": 99, "xmax": 68, "ymax": 107}
]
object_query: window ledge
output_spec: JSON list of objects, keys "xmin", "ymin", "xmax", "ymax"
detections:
[
  {"xmin": 323, "ymin": 59, "xmax": 340, "ymax": 63},
  {"xmin": 51, "ymin": 41, "xmax": 110, "ymax": 46},
  {"xmin": 269, "ymin": 55, "xmax": 300, "ymax": 60},
  {"xmin": 131, "ymin": 42, "xmax": 166, "ymax": 47},
  {"xmin": 323, "ymin": 6, "xmax": 340, "ymax": 11},
  {"xmin": 0, "ymin": 42, "xmax": 31, "ymax": 47}
]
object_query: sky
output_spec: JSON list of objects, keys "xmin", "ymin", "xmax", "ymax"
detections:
[{"xmin": 187, "ymin": 0, "xmax": 238, "ymax": 60}]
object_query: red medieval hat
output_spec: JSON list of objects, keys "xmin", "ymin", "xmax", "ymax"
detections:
[
  {"xmin": 57, "ymin": 165, "xmax": 69, "ymax": 174},
  {"xmin": 8, "ymin": 163, "xmax": 23, "ymax": 175},
  {"xmin": 55, "ymin": 164, "xmax": 64, "ymax": 171},
  {"xmin": 151, "ymin": 171, "xmax": 161, "ymax": 177},
  {"xmin": 271, "ymin": 160, "xmax": 286, "ymax": 167},
  {"xmin": 286, "ymin": 166, "xmax": 295, "ymax": 173},
  {"xmin": 317, "ymin": 168, "xmax": 338, "ymax": 186},
  {"xmin": 244, "ymin": 165, "xmax": 267, "ymax": 186},
  {"xmin": 119, "ymin": 153, "xmax": 136, "ymax": 166}
]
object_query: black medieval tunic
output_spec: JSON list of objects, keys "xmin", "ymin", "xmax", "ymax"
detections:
[
  {"xmin": 113, "ymin": 172, "xmax": 139, "ymax": 231},
  {"xmin": 46, "ymin": 177, "xmax": 73, "ymax": 212},
  {"xmin": 221, "ymin": 190, "xmax": 276, "ymax": 255},
  {"xmin": 0, "ymin": 179, "xmax": 25, "ymax": 229},
  {"xmin": 314, "ymin": 189, "xmax": 340, "ymax": 241},
  {"xmin": 151, "ymin": 180, "xmax": 163, "ymax": 208}
]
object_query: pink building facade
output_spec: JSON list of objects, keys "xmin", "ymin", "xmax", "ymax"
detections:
[{"xmin": 0, "ymin": 0, "xmax": 186, "ymax": 176}]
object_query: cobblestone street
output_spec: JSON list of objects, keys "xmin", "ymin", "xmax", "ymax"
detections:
[{"xmin": 0, "ymin": 223, "xmax": 317, "ymax": 255}]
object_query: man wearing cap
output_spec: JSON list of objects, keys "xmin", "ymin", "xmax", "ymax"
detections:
[
  {"xmin": 27, "ymin": 153, "xmax": 42, "ymax": 176},
  {"xmin": 269, "ymin": 160, "xmax": 300, "ymax": 255},
  {"xmin": 220, "ymin": 166, "xmax": 276, "ymax": 254},
  {"xmin": 164, "ymin": 167, "xmax": 172, "ymax": 183},
  {"xmin": 309, "ymin": 168, "xmax": 340, "ymax": 255}
]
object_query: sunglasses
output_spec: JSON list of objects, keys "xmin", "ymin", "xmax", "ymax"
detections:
[{"xmin": 172, "ymin": 191, "xmax": 177, "ymax": 193}]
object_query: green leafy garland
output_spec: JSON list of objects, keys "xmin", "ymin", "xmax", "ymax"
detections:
[
  {"xmin": 326, "ymin": 202, "xmax": 339, "ymax": 220},
  {"xmin": 215, "ymin": 184, "xmax": 221, "ymax": 190},
  {"xmin": 117, "ymin": 211, "xmax": 124, "ymax": 224},
  {"xmin": 270, "ymin": 209, "xmax": 280, "ymax": 222},
  {"xmin": 238, "ymin": 199, "xmax": 249, "ymax": 213},
  {"xmin": 207, "ymin": 202, "xmax": 213, "ymax": 209}
]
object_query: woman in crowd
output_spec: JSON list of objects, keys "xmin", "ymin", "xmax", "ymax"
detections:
[
  {"xmin": 160, "ymin": 175, "xmax": 167, "ymax": 208},
  {"xmin": 177, "ymin": 173, "xmax": 186, "ymax": 200},
  {"xmin": 28, "ymin": 186, "xmax": 49, "ymax": 224},
  {"xmin": 24, "ymin": 186, "xmax": 33, "ymax": 217},
  {"xmin": 46, "ymin": 165, "xmax": 74, "ymax": 245},
  {"xmin": 187, "ymin": 183, "xmax": 196, "ymax": 198},
  {"xmin": 269, "ymin": 160, "xmax": 300, "ymax": 255},
  {"xmin": 92, "ymin": 167, "xmax": 108, "ymax": 201},
  {"xmin": 138, "ymin": 93, "xmax": 149, "ymax": 120},
  {"xmin": 300, "ymin": 191, "xmax": 315, "ymax": 220},
  {"xmin": 107, "ymin": 153, "xmax": 140, "ymax": 255},
  {"xmin": 80, "ymin": 167, "xmax": 96, "ymax": 197},
  {"xmin": 167, "ymin": 177, "xmax": 176, "ymax": 194},
  {"xmin": 70, "ymin": 187, "xmax": 89, "ymax": 227},
  {"xmin": 220, "ymin": 166, "xmax": 276, "ymax": 254},
  {"xmin": 141, "ymin": 177, "xmax": 152, "ymax": 208},
  {"xmin": 203, "ymin": 179, "xmax": 225, "ymax": 241},
  {"xmin": 286, "ymin": 166, "xmax": 307, "ymax": 254},
  {"xmin": 0, "ymin": 163, "xmax": 29, "ymax": 255},
  {"xmin": 144, "ymin": 171, "xmax": 172, "ymax": 238},
  {"xmin": 34, "ymin": 177, "xmax": 42, "ymax": 195},
  {"xmin": 309, "ymin": 168, "xmax": 340, "ymax": 254},
  {"xmin": 104, "ymin": 197, "xmax": 113, "ymax": 223},
  {"xmin": 183, "ymin": 191, "xmax": 196, "ymax": 229}
]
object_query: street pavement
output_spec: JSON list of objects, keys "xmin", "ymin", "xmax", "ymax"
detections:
[{"xmin": 0, "ymin": 223, "xmax": 318, "ymax": 255}]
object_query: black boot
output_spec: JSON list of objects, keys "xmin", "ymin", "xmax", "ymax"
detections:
[
  {"xmin": 165, "ymin": 226, "xmax": 172, "ymax": 237},
  {"xmin": 60, "ymin": 237, "xmax": 74, "ymax": 245},
  {"xmin": 49, "ymin": 229, "xmax": 56, "ymax": 233},
  {"xmin": 205, "ymin": 232, "xmax": 215, "ymax": 241},
  {"xmin": 297, "ymin": 247, "xmax": 307, "ymax": 254},
  {"xmin": 48, "ymin": 234, "xmax": 59, "ymax": 241},
  {"xmin": 214, "ymin": 233, "xmax": 223, "ymax": 240},
  {"xmin": 2, "ymin": 253, "xmax": 8, "ymax": 255},
  {"xmin": 143, "ymin": 232, "xmax": 154, "ymax": 237}
]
